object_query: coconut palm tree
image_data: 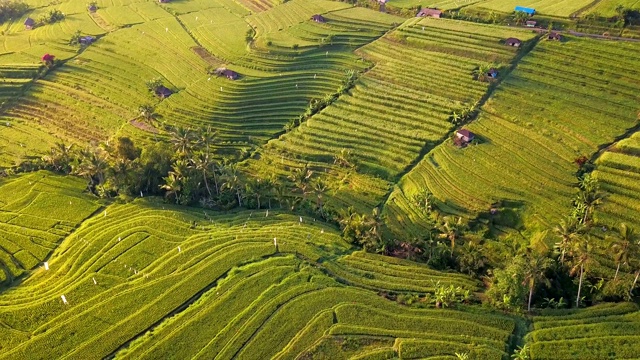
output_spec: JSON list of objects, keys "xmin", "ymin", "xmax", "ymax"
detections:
[
  {"xmin": 170, "ymin": 126, "xmax": 194, "ymax": 156},
  {"xmin": 554, "ymin": 217, "xmax": 584, "ymax": 264},
  {"xmin": 522, "ymin": 250, "xmax": 553, "ymax": 312},
  {"xmin": 437, "ymin": 216, "xmax": 466, "ymax": 254},
  {"xmin": 570, "ymin": 238, "xmax": 594, "ymax": 307},
  {"xmin": 222, "ymin": 165, "xmax": 243, "ymax": 206},
  {"xmin": 191, "ymin": 152, "xmax": 212, "ymax": 197},
  {"xmin": 160, "ymin": 172, "xmax": 182, "ymax": 204},
  {"xmin": 138, "ymin": 104, "xmax": 156, "ymax": 123}
]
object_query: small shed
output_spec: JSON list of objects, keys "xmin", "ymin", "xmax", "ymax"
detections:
[
  {"xmin": 154, "ymin": 86, "xmax": 173, "ymax": 99},
  {"xmin": 487, "ymin": 68, "xmax": 498, "ymax": 78},
  {"xmin": 505, "ymin": 37, "xmax": 522, "ymax": 47},
  {"xmin": 159, "ymin": 0, "xmax": 170, "ymax": 3},
  {"xmin": 548, "ymin": 32, "xmax": 562, "ymax": 41},
  {"xmin": 417, "ymin": 8, "xmax": 443, "ymax": 18},
  {"xmin": 514, "ymin": 6, "xmax": 535, "ymax": 15},
  {"xmin": 311, "ymin": 14, "xmax": 325, "ymax": 23},
  {"xmin": 79, "ymin": 36, "xmax": 95, "ymax": 45},
  {"xmin": 455, "ymin": 129, "xmax": 475, "ymax": 145},
  {"xmin": 24, "ymin": 17, "xmax": 35, "ymax": 30},
  {"xmin": 88, "ymin": 4, "xmax": 97, "ymax": 12},
  {"xmin": 526, "ymin": 20, "xmax": 537, "ymax": 27},
  {"xmin": 215, "ymin": 67, "xmax": 239, "ymax": 80}
]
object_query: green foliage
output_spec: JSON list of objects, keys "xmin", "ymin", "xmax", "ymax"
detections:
[
  {"xmin": 0, "ymin": 1, "xmax": 28, "ymax": 24},
  {"xmin": 38, "ymin": 9, "xmax": 65, "ymax": 26}
]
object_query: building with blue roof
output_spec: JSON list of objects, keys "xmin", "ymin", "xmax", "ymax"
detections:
[{"xmin": 514, "ymin": 6, "xmax": 535, "ymax": 15}]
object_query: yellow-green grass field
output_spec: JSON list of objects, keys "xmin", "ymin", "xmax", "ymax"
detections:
[
  {"xmin": 0, "ymin": 171, "xmax": 100, "ymax": 286},
  {"xmin": 593, "ymin": 131, "xmax": 640, "ymax": 229},
  {"xmin": 0, "ymin": 172, "xmax": 511, "ymax": 359},
  {"xmin": 385, "ymin": 36, "xmax": 640, "ymax": 238},
  {"xmin": 470, "ymin": 0, "xmax": 594, "ymax": 17},
  {"xmin": 243, "ymin": 18, "xmax": 536, "ymax": 213},
  {"xmin": 525, "ymin": 302, "xmax": 640, "ymax": 360},
  {"xmin": 584, "ymin": 0, "xmax": 640, "ymax": 17}
]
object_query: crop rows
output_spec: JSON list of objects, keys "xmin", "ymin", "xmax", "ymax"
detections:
[
  {"xmin": 470, "ymin": 0, "xmax": 593, "ymax": 17},
  {"xmin": 593, "ymin": 131, "xmax": 640, "ymax": 229},
  {"xmin": 0, "ymin": 173, "xmax": 515, "ymax": 358},
  {"xmin": 525, "ymin": 302, "xmax": 640, "ymax": 359},
  {"xmin": 0, "ymin": 171, "xmax": 99, "ymax": 287},
  {"xmin": 246, "ymin": 18, "xmax": 534, "ymax": 213},
  {"xmin": 386, "ymin": 36, "xmax": 640, "ymax": 237}
]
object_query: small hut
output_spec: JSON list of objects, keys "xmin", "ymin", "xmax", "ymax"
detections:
[
  {"xmin": 88, "ymin": 4, "xmax": 97, "ymax": 12},
  {"xmin": 24, "ymin": 17, "xmax": 35, "ymax": 30},
  {"xmin": 505, "ymin": 37, "xmax": 522, "ymax": 47},
  {"xmin": 310, "ymin": 14, "xmax": 325, "ymax": 23},
  {"xmin": 487, "ymin": 68, "xmax": 498, "ymax": 79},
  {"xmin": 154, "ymin": 86, "xmax": 173, "ymax": 99},
  {"xmin": 455, "ymin": 129, "xmax": 475, "ymax": 146},
  {"xmin": 417, "ymin": 8, "xmax": 443, "ymax": 18},
  {"xmin": 79, "ymin": 36, "xmax": 95, "ymax": 45},
  {"xmin": 215, "ymin": 67, "xmax": 239, "ymax": 80},
  {"xmin": 159, "ymin": 0, "xmax": 170, "ymax": 3},
  {"xmin": 525, "ymin": 20, "xmax": 537, "ymax": 27},
  {"xmin": 548, "ymin": 32, "xmax": 562, "ymax": 41}
]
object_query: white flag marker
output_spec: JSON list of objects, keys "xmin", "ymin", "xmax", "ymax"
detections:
[{"xmin": 43, "ymin": 262, "xmax": 49, "ymax": 270}]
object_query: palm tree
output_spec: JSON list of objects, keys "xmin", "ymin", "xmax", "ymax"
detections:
[
  {"xmin": 570, "ymin": 238, "xmax": 594, "ymax": 307},
  {"xmin": 312, "ymin": 178, "xmax": 328, "ymax": 215},
  {"xmin": 44, "ymin": 142, "xmax": 73, "ymax": 172},
  {"xmin": 160, "ymin": 172, "xmax": 182, "ymax": 204},
  {"xmin": 170, "ymin": 126, "xmax": 194, "ymax": 156},
  {"xmin": 437, "ymin": 216, "xmax": 466, "ymax": 254},
  {"xmin": 514, "ymin": 11, "xmax": 529, "ymax": 25},
  {"xmin": 511, "ymin": 345, "xmax": 530, "ymax": 360},
  {"xmin": 554, "ymin": 217, "xmax": 584, "ymax": 264},
  {"xmin": 222, "ymin": 165, "xmax": 243, "ymax": 206},
  {"xmin": 138, "ymin": 104, "xmax": 156, "ymax": 122},
  {"xmin": 197, "ymin": 126, "xmax": 217, "ymax": 155},
  {"xmin": 191, "ymin": 152, "xmax": 212, "ymax": 197},
  {"xmin": 75, "ymin": 147, "xmax": 108, "ymax": 189},
  {"xmin": 522, "ymin": 250, "xmax": 553, "ymax": 312}
]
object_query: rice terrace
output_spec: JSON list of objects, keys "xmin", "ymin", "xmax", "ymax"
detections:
[{"xmin": 0, "ymin": 0, "xmax": 639, "ymax": 358}]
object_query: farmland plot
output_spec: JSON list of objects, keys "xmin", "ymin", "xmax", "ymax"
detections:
[
  {"xmin": 0, "ymin": 171, "xmax": 100, "ymax": 286},
  {"xmin": 160, "ymin": 7, "xmax": 399, "ymax": 157},
  {"xmin": 385, "ymin": 37, "xmax": 640, "ymax": 238},
  {"xmin": 593, "ymin": 131, "xmax": 640, "ymax": 229},
  {"xmin": 244, "ymin": 18, "xmax": 535, "ymax": 213},
  {"xmin": 526, "ymin": 302, "xmax": 640, "ymax": 359},
  {"xmin": 470, "ymin": 0, "xmax": 594, "ymax": 17},
  {"xmin": 0, "ymin": 184, "xmax": 511, "ymax": 359}
]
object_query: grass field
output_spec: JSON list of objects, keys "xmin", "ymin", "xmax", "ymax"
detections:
[
  {"xmin": 0, "ymin": 171, "xmax": 100, "ymax": 286},
  {"xmin": 584, "ymin": 0, "xmax": 640, "ymax": 16},
  {"xmin": 593, "ymin": 131, "xmax": 640, "ymax": 229},
  {"xmin": 0, "ymin": 172, "xmax": 514, "ymax": 359},
  {"xmin": 469, "ymin": 0, "xmax": 596, "ymax": 17},
  {"xmin": 525, "ymin": 302, "xmax": 640, "ymax": 359},
  {"xmin": 244, "ymin": 18, "xmax": 535, "ymax": 213},
  {"xmin": 385, "ymin": 36, "xmax": 640, "ymax": 238}
]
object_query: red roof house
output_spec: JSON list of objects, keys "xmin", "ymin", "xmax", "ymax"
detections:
[{"xmin": 41, "ymin": 54, "xmax": 55, "ymax": 65}]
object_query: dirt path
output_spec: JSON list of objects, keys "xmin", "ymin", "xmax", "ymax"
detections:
[{"xmin": 531, "ymin": 27, "xmax": 640, "ymax": 42}]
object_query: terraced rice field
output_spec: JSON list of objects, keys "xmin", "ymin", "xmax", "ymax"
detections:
[
  {"xmin": 593, "ymin": 131, "xmax": 640, "ymax": 229},
  {"xmin": 0, "ymin": 171, "xmax": 100, "ymax": 286},
  {"xmin": 385, "ymin": 36, "xmax": 640, "ymax": 237},
  {"xmin": 584, "ymin": 0, "xmax": 640, "ymax": 17},
  {"xmin": 525, "ymin": 302, "xmax": 640, "ymax": 359},
  {"xmin": 0, "ymin": 174, "xmax": 512, "ymax": 359},
  {"xmin": 0, "ymin": 0, "xmax": 399, "ymax": 165},
  {"xmin": 245, "ymin": 18, "xmax": 535, "ymax": 213},
  {"xmin": 470, "ymin": 0, "xmax": 594, "ymax": 17}
]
